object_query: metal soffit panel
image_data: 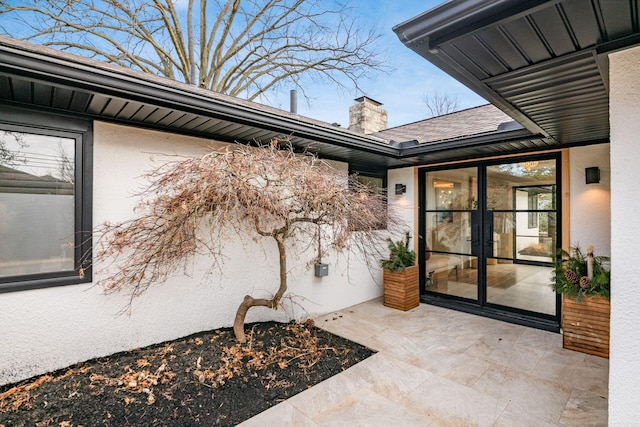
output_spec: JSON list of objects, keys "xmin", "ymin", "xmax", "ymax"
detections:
[
  {"xmin": 0, "ymin": 74, "xmax": 397, "ymax": 168},
  {"xmin": 1, "ymin": 35, "xmax": 552, "ymax": 168},
  {"xmin": 394, "ymin": 0, "xmax": 640, "ymax": 147},
  {"xmin": 0, "ymin": 71, "xmax": 546, "ymax": 168}
]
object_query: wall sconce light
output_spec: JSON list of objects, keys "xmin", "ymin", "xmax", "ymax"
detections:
[
  {"xmin": 585, "ymin": 167, "xmax": 600, "ymax": 184},
  {"xmin": 395, "ymin": 184, "xmax": 407, "ymax": 195}
]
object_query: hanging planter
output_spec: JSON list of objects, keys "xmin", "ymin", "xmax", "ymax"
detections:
[{"xmin": 381, "ymin": 232, "xmax": 419, "ymax": 311}]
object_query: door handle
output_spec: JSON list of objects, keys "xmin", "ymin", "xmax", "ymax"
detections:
[
  {"xmin": 471, "ymin": 224, "xmax": 479, "ymax": 246},
  {"xmin": 485, "ymin": 225, "xmax": 494, "ymax": 245}
]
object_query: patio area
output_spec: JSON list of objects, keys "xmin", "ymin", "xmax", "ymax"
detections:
[{"xmin": 240, "ymin": 299, "xmax": 608, "ymax": 426}]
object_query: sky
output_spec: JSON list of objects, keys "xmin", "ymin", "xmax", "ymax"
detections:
[
  {"xmin": 0, "ymin": 0, "xmax": 487, "ymax": 130},
  {"xmin": 266, "ymin": 0, "xmax": 487, "ymax": 129}
]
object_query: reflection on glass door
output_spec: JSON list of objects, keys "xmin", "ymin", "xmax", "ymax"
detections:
[
  {"xmin": 421, "ymin": 157, "xmax": 560, "ymax": 322},
  {"xmin": 424, "ymin": 167, "xmax": 478, "ymax": 300},
  {"xmin": 485, "ymin": 160, "xmax": 557, "ymax": 316}
]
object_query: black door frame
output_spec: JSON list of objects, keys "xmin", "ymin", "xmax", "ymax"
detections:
[{"xmin": 418, "ymin": 153, "xmax": 562, "ymax": 332}]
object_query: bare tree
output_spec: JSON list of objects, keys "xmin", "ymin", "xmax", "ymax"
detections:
[
  {"xmin": 95, "ymin": 140, "xmax": 400, "ymax": 343},
  {"xmin": 0, "ymin": 131, "xmax": 27, "ymax": 167},
  {"xmin": 0, "ymin": 0, "xmax": 385, "ymax": 101},
  {"xmin": 423, "ymin": 90, "xmax": 459, "ymax": 117},
  {"xmin": 56, "ymin": 143, "xmax": 74, "ymax": 184}
]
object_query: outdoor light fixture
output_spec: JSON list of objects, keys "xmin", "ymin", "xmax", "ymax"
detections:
[
  {"xmin": 395, "ymin": 184, "xmax": 407, "ymax": 195},
  {"xmin": 585, "ymin": 167, "xmax": 600, "ymax": 184}
]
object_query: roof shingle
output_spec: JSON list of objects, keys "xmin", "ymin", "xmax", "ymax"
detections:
[{"xmin": 373, "ymin": 104, "xmax": 515, "ymax": 144}]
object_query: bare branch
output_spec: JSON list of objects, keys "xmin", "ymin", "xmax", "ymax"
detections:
[
  {"xmin": 0, "ymin": 131, "xmax": 28, "ymax": 167},
  {"xmin": 92, "ymin": 140, "xmax": 401, "ymax": 342},
  {"xmin": 423, "ymin": 90, "xmax": 460, "ymax": 118},
  {"xmin": 0, "ymin": 0, "xmax": 386, "ymax": 100}
]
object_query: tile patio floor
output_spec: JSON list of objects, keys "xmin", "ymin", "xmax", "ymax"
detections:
[{"xmin": 240, "ymin": 298, "xmax": 608, "ymax": 426}]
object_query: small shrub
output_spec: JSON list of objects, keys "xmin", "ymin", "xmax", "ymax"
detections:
[{"xmin": 381, "ymin": 232, "xmax": 416, "ymax": 272}]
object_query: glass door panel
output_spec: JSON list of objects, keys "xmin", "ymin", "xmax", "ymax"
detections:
[
  {"xmin": 424, "ymin": 167, "xmax": 478, "ymax": 300},
  {"xmin": 490, "ymin": 211, "xmax": 515, "ymax": 259},
  {"xmin": 485, "ymin": 160, "xmax": 557, "ymax": 315}
]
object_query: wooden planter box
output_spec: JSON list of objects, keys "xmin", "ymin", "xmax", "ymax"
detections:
[
  {"xmin": 383, "ymin": 265, "xmax": 419, "ymax": 311},
  {"xmin": 562, "ymin": 295, "xmax": 610, "ymax": 358}
]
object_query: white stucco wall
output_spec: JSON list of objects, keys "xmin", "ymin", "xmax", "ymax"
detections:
[
  {"xmin": 609, "ymin": 45, "xmax": 640, "ymax": 425},
  {"xmin": 0, "ymin": 121, "xmax": 383, "ymax": 385},
  {"xmin": 388, "ymin": 167, "xmax": 417, "ymax": 243},
  {"xmin": 569, "ymin": 144, "xmax": 611, "ymax": 256}
]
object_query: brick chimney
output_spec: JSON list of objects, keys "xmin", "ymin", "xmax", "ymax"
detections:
[{"xmin": 348, "ymin": 96, "xmax": 388, "ymax": 134}]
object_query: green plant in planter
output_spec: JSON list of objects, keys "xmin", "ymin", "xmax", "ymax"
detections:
[
  {"xmin": 381, "ymin": 232, "xmax": 416, "ymax": 272},
  {"xmin": 551, "ymin": 246, "xmax": 610, "ymax": 301}
]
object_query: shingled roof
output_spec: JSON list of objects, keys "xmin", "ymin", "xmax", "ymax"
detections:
[
  {"xmin": 0, "ymin": 165, "xmax": 73, "ymax": 194},
  {"xmin": 372, "ymin": 104, "xmax": 516, "ymax": 144}
]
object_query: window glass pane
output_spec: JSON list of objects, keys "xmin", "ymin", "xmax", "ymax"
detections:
[
  {"xmin": 486, "ymin": 159, "xmax": 556, "ymax": 210},
  {"xmin": 0, "ymin": 131, "xmax": 75, "ymax": 277},
  {"xmin": 355, "ymin": 175, "xmax": 383, "ymax": 188},
  {"xmin": 492, "ymin": 212, "xmax": 515, "ymax": 258},
  {"xmin": 516, "ymin": 211, "xmax": 556, "ymax": 263},
  {"xmin": 426, "ymin": 167, "xmax": 478, "ymax": 213},
  {"xmin": 427, "ymin": 211, "xmax": 473, "ymax": 255}
]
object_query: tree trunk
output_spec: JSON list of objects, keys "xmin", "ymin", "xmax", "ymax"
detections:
[{"xmin": 233, "ymin": 234, "xmax": 288, "ymax": 342}]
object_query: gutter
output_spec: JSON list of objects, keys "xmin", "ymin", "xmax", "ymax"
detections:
[
  {"xmin": 399, "ymin": 127, "xmax": 540, "ymax": 157},
  {"xmin": 0, "ymin": 37, "xmax": 397, "ymax": 157},
  {"xmin": 0, "ymin": 36, "xmax": 555, "ymax": 166},
  {"xmin": 393, "ymin": 0, "xmax": 557, "ymax": 48}
]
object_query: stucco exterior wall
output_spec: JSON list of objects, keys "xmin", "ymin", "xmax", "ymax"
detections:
[
  {"xmin": 609, "ymin": 44, "xmax": 640, "ymax": 425},
  {"xmin": 388, "ymin": 167, "xmax": 418, "ymax": 244},
  {"xmin": 569, "ymin": 144, "xmax": 611, "ymax": 256},
  {"xmin": 0, "ymin": 121, "xmax": 383, "ymax": 386}
]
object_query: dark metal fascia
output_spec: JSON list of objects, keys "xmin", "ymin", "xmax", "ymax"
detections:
[
  {"xmin": 392, "ymin": 0, "xmax": 557, "ymax": 48},
  {"xmin": 393, "ymin": 0, "xmax": 508, "ymax": 44},
  {"xmin": 3, "ymin": 39, "xmax": 594, "ymax": 167},
  {"xmin": 595, "ymin": 33, "xmax": 640, "ymax": 55},
  {"xmin": 0, "ymin": 44, "xmax": 398, "ymax": 158}
]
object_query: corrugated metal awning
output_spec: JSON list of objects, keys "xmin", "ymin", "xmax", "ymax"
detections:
[{"xmin": 393, "ymin": 0, "xmax": 640, "ymax": 148}]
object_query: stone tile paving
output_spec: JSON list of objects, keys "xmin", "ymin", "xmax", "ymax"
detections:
[{"xmin": 240, "ymin": 299, "xmax": 608, "ymax": 426}]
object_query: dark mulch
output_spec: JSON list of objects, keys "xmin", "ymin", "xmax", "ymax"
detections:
[{"xmin": 0, "ymin": 319, "xmax": 374, "ymax": 426}]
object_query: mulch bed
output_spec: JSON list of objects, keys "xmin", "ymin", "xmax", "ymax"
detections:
[{"xmin": 0, "ymin": 319, "xmax": 374, "ymax": 426}]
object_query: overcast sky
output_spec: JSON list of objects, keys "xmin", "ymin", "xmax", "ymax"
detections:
[{"xmin": 266, "ymin": 0, "xmax": 487, "ymax": 129}]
